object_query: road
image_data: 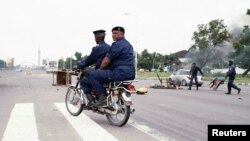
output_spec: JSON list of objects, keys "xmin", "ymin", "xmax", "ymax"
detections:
[{"xmin": 0, "ymin": 70, "xmax": 250, "ymax": 141}]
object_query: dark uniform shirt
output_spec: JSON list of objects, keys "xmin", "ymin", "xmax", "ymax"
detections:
[
  {"xmin": 227, "ymin": 65, "xmax": 236, "ymax": 79},
  {"xmin": 77, "ymin": 42, "xmax": 110, "ymax": 69},
  {"xmin": 190, "ymin": 66, "xmax": 203, "ymax": 76},
  {"xmin": 106, "ymin": 38, "xmax": 135, "ymax": 70}
]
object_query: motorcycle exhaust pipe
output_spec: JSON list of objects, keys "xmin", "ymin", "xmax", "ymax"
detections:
[{"xmin": 98, "ymin": 107, "xmax": 118, "ymax": 115}]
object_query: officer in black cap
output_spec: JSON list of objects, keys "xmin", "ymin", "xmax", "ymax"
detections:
[
  {"xmin": 75, "ymin": 29, "xmax": 110, "ymax": 107},
  {"xmin": 88, "ymin": 26, "xmax": 135, "ymax": 107},
  {"xmin": 77, "ymin": 29, "xmax": 110, "ymax": 70}
]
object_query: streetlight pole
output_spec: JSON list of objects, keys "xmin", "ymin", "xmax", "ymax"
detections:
[{"xmin": 169, "ymin": 53, "xmax": 171, "ymax": 72}]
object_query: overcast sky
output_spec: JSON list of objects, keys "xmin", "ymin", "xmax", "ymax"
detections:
[{"xmin": 0, "ymin": 0, "xmax": 249, "ymax": 65}]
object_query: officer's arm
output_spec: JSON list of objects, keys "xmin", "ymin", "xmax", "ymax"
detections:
[
  {"xmin": 100, "ymin": 57, "xmax": 110, "ymax": 69},
  {"xmin": 198, "ymin": 67, "xmax": 204, "ymax": 76},
  {"xmin": 77, "ymin": 47, "xmax": 97, "ymax": 69},
  {"xmin": 84, "ymin": 47, "xmax": 98, "ymax": 67},
  {"xmin": 189, "ymin": 67, "xmax": 192, "ymax": 76}
]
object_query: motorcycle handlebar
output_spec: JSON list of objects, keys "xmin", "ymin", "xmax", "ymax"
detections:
[{"xmin": 69, "ymin": 69, "xmax": 80, "ymax": 76}]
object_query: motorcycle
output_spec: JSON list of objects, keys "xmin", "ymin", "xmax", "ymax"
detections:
[{"xmin": 65, "ymin": 68, "xmax": 136, "ymax": 127}]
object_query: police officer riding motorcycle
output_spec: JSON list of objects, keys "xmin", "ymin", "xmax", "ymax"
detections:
[{"xmin": 65, "ymin": 27, "xmax": 136, "ymax": 126}]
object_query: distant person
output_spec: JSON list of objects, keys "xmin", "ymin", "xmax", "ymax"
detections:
[
  {"xmin": 188, "ymin": 63, "xmax": 203, "ymax": 90},
  {"xmin": 225, "ymin": 60, "xmax": 241, "ymax": 94},
  {"xmin": 74, "ymin": 29, "xmax": 110, "ymax": 106}
]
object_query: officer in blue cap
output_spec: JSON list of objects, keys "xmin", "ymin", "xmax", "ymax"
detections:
[
  {"xmin": 88, "ymin": 26, "xmax": 135, "ymax": 107},
  {"xmin": 76, "ymin": 29, "xmax": 110, "ymax": 106}
]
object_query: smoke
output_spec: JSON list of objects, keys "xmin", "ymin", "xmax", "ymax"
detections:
[
  {"xmin": 230, "ymin": 27, "xmax": 243, "ymax": 40},
  {"xmin": 228, "ymin": 14, "xmax": 250, "ymax": 31},
  {"xmin": 185, "ymin": 40, "xmax": 235, "ymax": 70},
  {"xmin": 216, "ymin": 41, "xmax": 234, "ymax": 58}
]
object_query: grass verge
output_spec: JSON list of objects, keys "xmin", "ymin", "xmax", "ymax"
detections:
[{"xmin": 137, "ymin": 72, "xmax": 250, "ymax": 84}]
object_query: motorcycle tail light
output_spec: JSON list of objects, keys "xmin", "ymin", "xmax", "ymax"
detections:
[{"xmin": 127, "ymin": 85, "xmax": 136, "ymax": 92}]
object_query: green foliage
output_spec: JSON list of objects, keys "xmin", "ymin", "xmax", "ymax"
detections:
[
  {"xmin": 74, "ymin": 51, "xmax": 82, "ymax": 62},
  {"xmin": 232, "ymin": 26, "xmax": 250, "ymax": 76},
  {"xmin": 58, "ymin": 58, "xmax": 64, "ymax": 69},
  {"xmin": 158, "ymin": 66, "xmax": 164, "ymax": 72},
  {"xmin": 137, "ymin": 49, "xmax": 181, "ymax": 72},
  {"xmin": 247, "ymin": 9, "xmax": 250, "ymax": 15},
  {"xmin": 189, "ymin": 19, "xmax": 230, "ymax": 68},
  {"xmin": 192, "ymin": 19, "xmax": 230, "ymax": 49},
  {"xmin": 65, "ymin": 57, "xmax": 73, "ymax": 69},
  {"xmin": 137, "ymin": 71, "xmax": 170, "ymax": 79},
  {"xmin": 137, "ymin": 49, "xmax": 153, "ymax": 71}
]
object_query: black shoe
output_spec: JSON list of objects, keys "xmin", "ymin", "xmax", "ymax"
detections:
[
  {"xmin": 238, "ymin": 88, "xmax": 241, "ymax": 94},
  {"xmin": 93, "ymin": 95, "xmax": 107, "ymax": 107},
  {"xmin": 225, "ymin": 92, "xmax": 231, "ymax": 94},
  {"xmin": 196, "ymin": 87, "xmax": 199, "ymax": 90},
  {"xmin": 188, "ymin": 88, "xmax": 191, "ymax": 90},
  {"xmin": 86, "ymin": 95, "xmax": 94, "ymax": 107}
]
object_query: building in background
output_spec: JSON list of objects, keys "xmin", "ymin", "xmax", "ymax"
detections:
[{"xmin": 42, "ymin": 59, "xmax": 58, "ymax": 72}]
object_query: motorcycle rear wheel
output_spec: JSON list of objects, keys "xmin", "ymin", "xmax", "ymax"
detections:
[
  {"xmin": 106, "ymin": 98, "xmax": 130, "ymax": 127},
  {"xmin": 65, "ymin": 86, "xmax": 84, "ymax": 116}
]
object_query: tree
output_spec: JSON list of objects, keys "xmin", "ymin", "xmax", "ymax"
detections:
[
  {"xmin": 232, "ymin": 25, "xmax": 250, "ymax": 76},
  {"xmin": 64, "ymin": 57, "xmax": 73, "ymax": 69},
  {"xmin": 247, "ymin": 9, "xmax": 250, "ymax": 15},
  {"xmin": 74, "ymin": 51, "xmax": 82, "ymax": 62},
  {"xmin": 137, "ymin": 49, "xmax": 152, "ymax": 71},
  {"xmin": 189, "ymin": 19, "xmax": 230, "ymax": 69},
  {"xmin": 163, "ymin": 54, "xmax": 181, "ymax": 71},
  {"xmin": 58, "ymin": 58, "xmax": 65, "ymax": 70}
]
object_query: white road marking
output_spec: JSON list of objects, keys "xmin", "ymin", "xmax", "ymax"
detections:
[
  {"xmin": 158, "ymin": 104, "xmax": 167, "ymax": 107},
  {"xmin": 2, "ymin": 103, "xmax": 39, "ymax": 141},
  {"xmin": 129, "ymin": 120, "xmax": 177, "ymax": 141},
  {"xmin": 55, "ymin": 103, "xmax": 119, "ymax": 141}
]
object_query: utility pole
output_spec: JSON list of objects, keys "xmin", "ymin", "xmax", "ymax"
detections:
[
  {"xmin": 124, "ymin": 12, "xmax": 138, "ymax": 78},
  {"xmin": 38, "ymin": 48, "xmax": 41, "ymax": 67}
]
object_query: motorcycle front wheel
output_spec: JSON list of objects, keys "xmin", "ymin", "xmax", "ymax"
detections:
[
  {"xmin": 65, "ymin": 86, "xmax": 84, "ymax": 116},
  {"xmin": 106, "ymin": 98, "xmax": 130, "ymax": 127}
]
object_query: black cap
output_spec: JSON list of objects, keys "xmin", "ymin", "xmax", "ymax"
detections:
[
  {"xmin": 93, "ymin": 30, "xmax": 106, "ymax": 35},
  {"xmin": 112, "ymin": 26, "xmax": 125, "ymax": 33}
]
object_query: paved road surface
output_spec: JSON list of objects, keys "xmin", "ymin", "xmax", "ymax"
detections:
[{"xmin": 0, "ymin": 70, "xmax": 249, "ymax": 141}]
